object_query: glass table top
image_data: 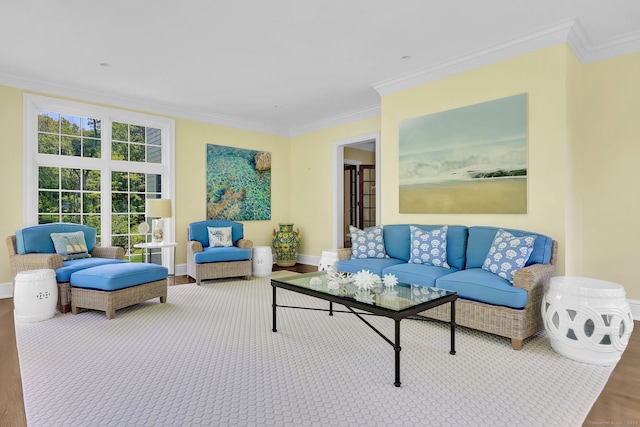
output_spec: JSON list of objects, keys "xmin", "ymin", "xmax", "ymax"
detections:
[{"xmin": 271, "ymin": 271, "xmax": 456, "ymax": 313}]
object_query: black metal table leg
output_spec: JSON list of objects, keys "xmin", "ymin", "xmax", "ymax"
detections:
[
  {"xmin": 450, "ymin": 299, "xmax": 456, "ymax": 355},
  {"xmin": 272, "ymin": 286, "xmax": 277, "ymax": 332},
  {"xmin": 394, "ymin": 319, "xmax": 401, "ymax": 387},
  {"xmin": 329, "ymin": 301, "xmax": 333, "ymax": 316}
]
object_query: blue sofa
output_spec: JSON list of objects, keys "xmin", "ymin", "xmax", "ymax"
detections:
[
  {"xmin": 7, "ymin": 223, "xmax": 125, "ymax": 312},
  {"xmin": 187, "ymin": 220, "xmax": 253, "ymax": 285},
  {"xmin": 335, "ymin": 225, "xmax": 557, "ymax": 349}
]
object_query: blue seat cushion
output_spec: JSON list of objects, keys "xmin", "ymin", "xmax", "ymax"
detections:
[
  {"xmin": 335, "ymin": 258, "xmax": 405, "ymax": 277},
  {"xmin": 55, "ymin": 257, "xmax": 127, "ymax": 282},
  {"xmin": 194, "ymin": 246, "xmax": 252, "ymax": 264},
  {"xmin": 435, "ymin": 268, "xmax": 528, "ymax": 309},
  {"xmin": 71, "ymin": 263, "xmax": 168, "ymax": 291},
  {"xmin": 382, "ymin": 263, "xmax": 459, "ymax": 288}
]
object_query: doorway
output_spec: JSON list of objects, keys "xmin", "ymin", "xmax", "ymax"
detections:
[
  {"xmin": 343, "ymin": 163, "xmax": 376, "ymax": 248},
  {"xmin": 332, "ymin": 132, "xmax": 381, "ymax": 249}
]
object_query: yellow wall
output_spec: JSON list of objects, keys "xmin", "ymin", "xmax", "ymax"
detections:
[
  {"xmin": 0, "ymin": 86, "xmax": 25, "ymax": 281},
  {"xmin": 289, "ymin": 117, "xmax": 380, "ymax": 257},
  {"xmin": 569, "ymin": 51, "xmax": 640, "ymax": 299},
  {"xmin": 344, "ymin": 147, "xmax": 375, "ymax": 164},
  {"xmin": 380, "ymin": 44, "xmax": 569, "ymax": 274}
]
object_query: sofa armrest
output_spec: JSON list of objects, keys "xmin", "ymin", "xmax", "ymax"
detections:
[
  {"xmin": 237, "ymin": 239, "xmax": 253, "ymax": 250},
  {"xmin": 337, "ymin": 248, "xmax": 352, "ymax": 261},
  {"xmin": 91, "ymin": 246, "xmax": 125, "ymax": 260},
  {"xmin": 11, "ymin": 253, "xmax": 64, "ymax": 274},
  {"xmin": 512, "ymin": 262, "xmax": 556, "ymax": 293},
  {"xmin": 187, "ymin": 240, "xmax": 204, "ymax": 254}
]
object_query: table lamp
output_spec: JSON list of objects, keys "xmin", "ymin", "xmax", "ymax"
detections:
[{"xmin": 146, "ymin": 198, "xmax": 172, "ymax": 243}]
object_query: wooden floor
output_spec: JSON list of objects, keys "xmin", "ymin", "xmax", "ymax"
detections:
[{"xmin": 1, "ymin": 265, "xmax": 638, "ymax": 426}]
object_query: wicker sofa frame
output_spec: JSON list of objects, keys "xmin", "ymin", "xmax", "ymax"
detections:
[
  {"xmin": 187, "ymin": 238, "xmax": 253, "ymax": 285},
  {"xmin": 6, "ymin": 235, "xmax": 125, "ymax": 313},
  {"xmin": 71, "ymin": 278, "xmax": 167, "ymax": 319},
  {"xmin": 337, "ymin": 240, "xmax": 558, "ymax": 350}
]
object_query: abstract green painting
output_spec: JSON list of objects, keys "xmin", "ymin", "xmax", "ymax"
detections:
[{"xmin": 206, "ymin": 144, "xmax": 271, "ymax": 220}]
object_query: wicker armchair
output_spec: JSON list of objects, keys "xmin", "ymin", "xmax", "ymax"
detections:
[
  {"xmin": 6, "ymin": 226, "xmax": 124, "ymax": 313},
  {"xmin": 187, "ymin": 220, "xmax": 253, "ymax": 285}
]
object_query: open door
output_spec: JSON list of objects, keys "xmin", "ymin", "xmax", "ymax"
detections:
[
  {"xmin": 343, "ymin": 163, "xmax": 376, "ymax": 248},
  {"xmin": 359, "ymin": 164, "xmax": 376, "ymax": 230}
]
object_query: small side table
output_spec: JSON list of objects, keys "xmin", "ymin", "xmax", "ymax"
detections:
[
  {"xmin": 318, "ymin": 249, "xmax": 340, "ymax": 271},
  {"xmin": 14, "ymin": 269, "xmax": 58, "ymax": 322},
  {"xmin": 542, "ymin": 276, "xmax": 634, "ymax": 366},
  {"xmin": 134, "ymin": 242, "xmax": 178, "ymax": 277},
  {"xmin": 252, "ymin": 246, "xmax": 273, "ymax": 277}
]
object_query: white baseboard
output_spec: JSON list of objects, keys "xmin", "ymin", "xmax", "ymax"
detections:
[
  {"xmin": 297, "ymin": 253, "xmax": 320, "ymax": 267},
  {"xmin": 0, "ymin": 281, "xmax": 13, "ymax": 299}
]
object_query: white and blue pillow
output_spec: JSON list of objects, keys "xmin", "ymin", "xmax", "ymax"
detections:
[
  {"xmin": 408, "ymin": 225, "xmax": 450, "ymax": 268},
  {"xmin": 50, "ymin": 231, "xmax": 91, "ymax": 261},
  {"xmin": 208, "ymin": 226, "xmax": 233, "ymax": 247},
  {"xmin": 482, "ymin": 229, "xmax": 536, "ymax": 283},
  {"xmin": 349, "ymin": 225, "xmax": 386, "ymax": 259}
]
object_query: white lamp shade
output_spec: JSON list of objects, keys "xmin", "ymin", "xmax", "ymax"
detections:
[{"xmin": 146, "ymin": 199, "xmax": 172, "ymax": 218}]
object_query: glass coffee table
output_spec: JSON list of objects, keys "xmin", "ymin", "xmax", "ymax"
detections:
[{"xmin": 271, "ymin": 271, "xmax": 457, "ymax": 387}]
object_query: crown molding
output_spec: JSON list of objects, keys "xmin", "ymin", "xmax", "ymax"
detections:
[
  {"xmin": 568, "ymin": 20, "xmax": 640, "ymax": 63},
  {"xmin": 372, "ymin": 18, "xmax": 576, "ymax": 97},
  {"xmin": 0, "ymin": 72, "xmax": 291, "ymax": 137},
  {"xmin": 288, "ymin": 104, "xmax": 381, "ymax": 137}
]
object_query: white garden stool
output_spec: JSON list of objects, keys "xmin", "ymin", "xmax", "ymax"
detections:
[
  {"xmin": 252, "ymin": 246, "xmax": 273, "ymax": 277},
  {"xmin": 318, "ymin": 249, "xmax": 340, "ymax": 272},
  {"xmin": 14, "ymin": 269, "xmax": 58, "ymax": 323},
  {"xmin": 542, "ymin": 276, "xmax": 634, "ymax": 366}
]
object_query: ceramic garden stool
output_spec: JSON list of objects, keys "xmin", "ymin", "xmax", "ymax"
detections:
[
  {"xmin": 70, "ymin": 263, "xmax": 168, "ymax": 319},
  {"xmin": 252, "ymin": 246, "xmax": 273, "ymax": 277},
  {"xmin": 542, "ymin": 276, "xmax": 634, "ymax": 366},
  {"xmin": 13, "ymin": 269, "xmax": 58, "ymax": 323},
  {"xmin": 318, "ymin": 249, "xmax": 340, "ymax": 271}
]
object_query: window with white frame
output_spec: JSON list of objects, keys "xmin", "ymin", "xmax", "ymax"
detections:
[{"xmin": 24, "ymin": 94, "xmax": 175, "ymax": 265}]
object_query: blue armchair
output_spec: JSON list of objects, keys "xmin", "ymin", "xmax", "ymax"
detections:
[
  {"xmin": 6, "ymin": 223, "xmax": 125, "ymax": 312},
  {"xmin": 187, "ymin": 220, "xmax": 253, "ymax": 285}
]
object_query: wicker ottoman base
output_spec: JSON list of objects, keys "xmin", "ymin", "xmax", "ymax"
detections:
[{"xmin": 71, "ymin": 279, "xmax": 167, "ymax": 319}]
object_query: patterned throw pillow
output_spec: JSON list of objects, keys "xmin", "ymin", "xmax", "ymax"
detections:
[
  {"xmin": 50, "ymin": 231, "xmax": 91, "ymax": 261},
  {"xmin": 208, "ymin": 226, "xmax": 233, "ymax": 247},
  {"xmin": 349, "ymin": 225, "xmax": 386, "ymax": 259},
  {"xmin": 408, "ymin": 225, "xmax": 450, "ymax": 268},
  {"xmin": 482, "ymin": 229, "xmax": 537, "ymax": 283}
]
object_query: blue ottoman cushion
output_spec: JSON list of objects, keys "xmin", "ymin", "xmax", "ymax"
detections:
[{"xmin": 71, "ymin": 263, "xmax": 168, "ymax": 292}]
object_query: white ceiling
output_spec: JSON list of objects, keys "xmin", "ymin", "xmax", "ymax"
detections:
[{"xmin": 1, "ymin": 0, "xmax": 639, "ymax": 136}]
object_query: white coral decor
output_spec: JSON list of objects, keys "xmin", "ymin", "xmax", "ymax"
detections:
[
  {"xmin": 326, "ymin": 266, "xmax": 352, "ymax": 284},
  {"xmin": 309, "ymin": 276, "xmax": 322, "ymax": 287},
  {"xmin": 353, "ymin": 270, "xmax": 379, "ymax": 291},
  {"xmin": 383, "ymin": 274, "xmax": 398, "ymax": 289}
]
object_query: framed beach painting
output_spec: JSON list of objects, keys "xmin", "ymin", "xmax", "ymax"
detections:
[
  {"xmin": 206, "ymin": 144, "xmax": 271, "ymax": 220},
  {"xmin": 399, "ymin": 93, "xmax": 528, "ymax": 214}
]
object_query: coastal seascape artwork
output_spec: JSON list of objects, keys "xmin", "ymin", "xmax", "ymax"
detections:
[
  {"xmin": 399, "ymin": 94, "xmax": 528, "ymax": 214},
  {"xmin": 206, "ymin": 144, "xmax": 271, "ymax": 221}
]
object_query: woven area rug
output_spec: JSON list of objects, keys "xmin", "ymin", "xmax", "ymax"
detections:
[{"xmin": 16, "ymin": 272, "xmax": 614, "ymax": 426}]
